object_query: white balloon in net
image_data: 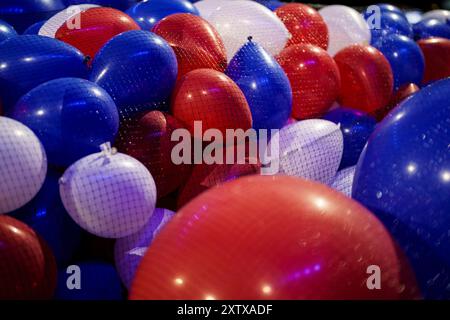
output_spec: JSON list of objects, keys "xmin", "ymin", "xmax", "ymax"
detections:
[
  {"xmin": 0, "ymin": 117, "xmax": 47, "ymax": 213},
  {"xmin": 195, "ymin": 0, "xmax": 226, "ymax": 19},
  {"xmin": 330, "ymin": 165, "xmax": 356, "ymax": 198},
  {"xmin": 114, "ymin": 208, "xmax": 175, "ymax": 288},
  {"xmin": 319, "ymin": 5, "xmax": 371, "ymax": 57},
  {"xmin": 422, "ymin": 9, "xmax": 450, "ymax": 23},
  {"xmin": 265, "ymin": 119, "xmax": 343, "ymax": 184},
  {"xmin": 59, "ymin": 144, "xmax": 157, "ymax": 239},
  {"xmin": 208, "ymin": 0, "xmax": 290, "ymax": 61}
]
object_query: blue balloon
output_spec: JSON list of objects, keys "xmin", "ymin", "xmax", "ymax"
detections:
[
  {"xmin": 55, "ymin": 262, "xmax": 124, "ymax": 300},
  {"xmin": 254, "ymin": 0, "xmax": 283, "ymax": 11},
  {"xmin": 90, "ymin": 30, "xmax": 177, "ymax": 114},
  {"xmin": 323, "ymin": 107, "xmax": 376, "ymax": 170},
  {"xmin": 64, "ymin": 0, "xmax": 138, "ymax": 11},
  {"xmin": 10, "ymin": 170, "xmax": 83, "ymax": 266},
  {"xmin": 373, "ymin": 34, "xmax": 424, "ymax": 90},
  {"xmin": 226, "ymin": 40, "xmax": 292, "ymax": 131},
  {"xmin": 377, "ymin": 3, "xmax": 406, "ymax": 18},
  {"xmin": 0, "ymin": 19, "xmax": 17, "ymax": 43},
  {"xmin": 352, "ymin": 78, "xmax": 450, "ymax": 299},
  {"xmin": 413, "ymin": 18, "xmax": 450, "ymax": 40},
  {"xmin": 126, "ymin": 0, "xmax": 199, "ymax": 30},
  {"xmin": 365, "ymin": 11, "xmax": 413, "ymax": 44},
  {"xmin": 0, "ymin": 35, "xmax": 88, "ymax": 112},
  {"xmin": 22, "ymin": 20, "xmax": 45, "ymax": 35},
  {"xmin": 11, "ymin": 78, "xmax": 119, "ymax": 167}
]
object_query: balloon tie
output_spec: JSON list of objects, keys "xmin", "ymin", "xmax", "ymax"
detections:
[
  {"xmin": 247, "ymin": 36, "xmax": 253, "ymax": 42},
  {"xmin": 100, "ymin": 142, "xmax": 117, "ymax": 157}
]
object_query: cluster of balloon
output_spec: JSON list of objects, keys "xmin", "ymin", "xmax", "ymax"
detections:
[
  {"xmin": 323, "ymin": 107, "xmax": 376, "ymax": 170},
  {"xmin": 417, "ymin": 38, "xmax": 450, "ymax": 85},
  {"xmin": 115, "ymin": 208, "xmax": 175, "ymax": 289},
  {"xmin": 318, "ymin": 5, "xmax": 371, "ymax": 56},
  {"xmin": 363, "ymin": 9, "xmax": 413, "ymax": 44},
  {"xmin": 11, "ymin": 78, "xmax": 119, "ymax": 167},
  {"xmin": 352, "ymin": 78, "xmax": 450, "ymax": 299},
  {"xmin": 274, "ymin": 3, "xmax": 328, "ymax": 50},
  {"xmin": 225, "ymin": 39, "xmax": 292, "ymax": 131},
  {"xmin": 334, "ymin": 44, "xmax": 393, "ymax": 116},
  {"xmin": 152, "ymin": 13, "xmax": 227, "ymax": 80},
  {"xmin": 130, "ymin": 175, "xmax": 420, "ymax": 299},
  {"xmin": 0, "ymin": 19, "xmax": 16, "ymax": 44},
  {"xmin": 59, "ymin": 144, "xmax": 157, "ymax": 239},
  {"xmin": 413, "ymin": 18, "xmax": 450, "ymax": 40},
  {"xmin": 0, "ymin": 117, "xmax": 47, "ymax": 214},
  {"xmin": 330, "ymin": 165, "xmax": 356, "ymax": 198},
  {"xmin": 277, "ymin": 44, "xmax": 340, "ymax": 120},
  {"xmin": 126, "ymin": 0, "xmax": 199, "ymax": 30},
  {"xmin": 64, "ymin": 0, "xmax": 138, "ymax": 11},
  {"xmin": 0, "ymin": 215, "xmax": 57, "ymax": 299},
  {"xmin": 0, "ymin": 35, "xmax": 87, "ymax": 112}
]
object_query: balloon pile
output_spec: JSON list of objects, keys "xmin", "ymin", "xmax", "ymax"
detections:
[{"xmin": 1, "ymin": 1, "xmax": 450, "ymax": 300}]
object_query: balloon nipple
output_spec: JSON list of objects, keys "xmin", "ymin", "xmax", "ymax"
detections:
[
  {"xmin": 247, "ymin": 36, "xmax": 253, "ymax": 42},
  {"xmin": 84, "ymin": 55, "xmax": 91, "ymax": 65},
  {"xmin": 59, "ymin": 177, "xmax": 66, "ymax": 185},
  {"xmin": 100, "ymin": 142, "xmax": 117, "ymax": 157}
]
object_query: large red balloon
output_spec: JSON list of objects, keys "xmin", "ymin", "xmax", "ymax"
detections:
[
  {"xmin": 130, "ymin": 175, "xmax": 419, "ymax": 300},
  {"xmin": 417, "ymin": 37, "xmax": 450, "ymax": 85},
  {"xmin": 334, "ymin": 44, "xmax": 393, "ymax": 115},
  {"xmin": 152, "ymin": 13, "xmax": 227, "ymax": 80},
  {"xmin": 275, "ymin": 3, "xmax": 328, "ymax": 50},
  {"xmin": 0, "ymin": 215, "xmax": 57, "ymax": 300},
  {"xmin": 277, "ymin": 44, "xmax": 340, "ymax": 119}
]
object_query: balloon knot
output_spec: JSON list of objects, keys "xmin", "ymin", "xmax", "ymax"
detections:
[
  {"xmin": 84, "ymin": 55, "xmax": 91, "ymax": 65},
  {"xmin": 100, "ymin": 142, "xmax": 117, "ymax": 157},
  {"xmin": 247, "ymin": 36, "xmax": 253, "ymax": 42}
]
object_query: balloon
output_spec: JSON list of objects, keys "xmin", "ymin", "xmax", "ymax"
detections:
[
  {"xmin": 152, "ymin": 13, "xmax": 227, "ymax": 79},
  {"xmin": 115, "ymin": 111, "xmax": 192, "ymax": 198},
  {"xmin": 208, "ymin": 0, "xmax": 289, "ymax": 61},
  {"xmin": 255, "ymin": 0, "xmax": 283, "ymax": 11},
  {"xmin": 194, "ymin": 0, "xmax": 223, "ymax": 19},
  {"xmin": 264, "ymin": 119, "xmax": 343, "ymax": 184},
  {"xmin": 126, "ymin": 0, "xmax": 199, "ymax": 31},
  {"xmin": 330, "ymin": 165, "xmax": 356, "ymax": 198},
  {"xmin": 226, "ymin": 40, "xmax": 292, "ymax": 131},
  {"xmin": 405, "ymin": 10, "xmax": 423, "ymax": 25},
  {"xmin": 277, "ymin": 44, "xmax": 340, "ymax": 120},
  {"xmin": 171, "ymin": 69, "xmax": 252, "ymax": 137},
  {"xmin": 367, "ymin": 12, "xmax": 413, "ymax": 44},
  {"xmin": 275, "ymin": 3, "xmax": 328, "ymax": 50},
  {"xmin": 380, "ymin": 83, "xmax": 420, "ymax": 120},
  {"xmin": 323, "ymin": 107, "xmax": 376, "ymax": 170},
  {"xmin": 23, "ymin": 20, "xmax": 45, "ymax": 35},
  {"xmin": 376, "ymin": 4, "xmax": 407, "ymax": 18},
  {"xmin": 318, "ymin": 5, "xmax": 371, "ymax": 57},
  {"xmin": 413, "ymin": 18, "xmax": 450, "ymax": 40},
  {"xmin": 0, "ymin": 215, "xmax": 57, "ymax": 299},
  {"xmin": 55, "ymin": 262, "xmax": 123, "ymax": 300},
  {"xmin": 372, "ymin": 34, "xmax": 424, "ymax": 90},
  {"xmin": 90, "ymin": 30, "xmax": 178, "ymax": 111},
  {"xmin": 64, "ymin": 0, "xmax": 138, "ymax": 11},
  {"xmin": 334, "ymin": 44, "xmax": 393, "ymax": 115},
  {"xmin": 11, "ymin": 78, "xmax": 119, "ymax": 167},
  {"xmin": 0, "ymin": 117, "xmax": 47, "ymax": 213},
  {"xmin": 59, "ymin": 146, "xmax": 157, "ymax": 239},
  {"xmin": 0, "ymin": 19, "xmax": 16, "ymax": 43},
  {"xmin": 115, "ymin": 208, "xmax": 175, "ymax": 288},
  {"xmin": 418, "ymin": 37, "xmax": 450, "ymax": 85},
  {"xmin": 10, "ymin": 170, "xmax": 83, "ymax": 265},
  {"xmin": 353, "ymin": 78, "xmax": 450, "ymax": 298},
  {"xmin": 422, "ymin": 9, "xmax": 450, "ymax": 23},
  {"xmin": 0, "ymin": 35, "xmax": 88, "ymax": 112},
  {"xmin": 130, "ymin": 175, "xmax": 419, "ymax": 300}
]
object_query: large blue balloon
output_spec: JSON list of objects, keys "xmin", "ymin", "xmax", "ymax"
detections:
[
  {"xmin": 413, "ymin": 18, "xmax": 450, "ymax": 40},
  {"xmin": 0, "ymin": 35, "xmax": 88, "ymax": 112},
  {"xmin": 0, "ymin": 19, "xmax": 16, "ymax": 43},
  {"xmin": 352, "ymin": 78, "xmax": 450, "ymax": 299},
  {"xmin": 226, "ymin": 40, "xmax": 292, "ymax": 131},
  {"xmin": 373, "ymin": 33, "xmax": 424, "ymax": 90},
  {"xmin": 365, "ymin": 11, "xmax": 413, "ymax": 44},
  {"xmin": 11, "ymin": 78, "xmax": 119, "ymax": 167},
  {"xmin": 64, "ymin": 0, "xmax": 138, "ymax": 11},
  {"xmin": 126, "ymin": 0, "xmax": 199, "ymax": 31},
  {"xmin": 90, "ymin": 30, "xmax": 177, "ymax": 114},
  {"xmin": 22, "ymin": 20, "xmax": 45, "ymax": 35},
  {"xmin": 323, "ymin": 107, "xmax": 376, "ymax": 170}
]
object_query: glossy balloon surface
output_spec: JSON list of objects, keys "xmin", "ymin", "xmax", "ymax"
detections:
[
  {"xmin": 64, "ymin": 0, "xmax": 137, "ymax": 11},
  {"xmin": 418, "ymin": 37, "xmax": 450, "ymax": 85},
  {"xmin": 366, "ymin": 11, "xmax": 413, "ymax": 44},
  {"xmin": 422, "ymin": 9, "xmax": 450, "ymax": 23},
  {"xmin": 330, "ymin": 165, "xmax": 356, "ymax": 198},
  {"xmin": 413, "ymin": 18, "xmax": 450, "ymax": 40},
  {"xmin": 23, "ymin": 20, "xmax": 45, "ymax": 35},
  {"xmin": 0, "ymin": 19, "xmax": 16, "ymax": 43}
]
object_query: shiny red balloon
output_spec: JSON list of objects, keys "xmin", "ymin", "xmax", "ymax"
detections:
[
  {"xmin": 277, "ymin": 44, "xmax": 340, "ymax": 119},
  {"xmin": 275, "ymin": 3, "xmax": 328, "ymax": 50},
  {"xmin": 0, "ymin": 215, "xmax": 57, "ymax": 300},
  {"xmin": 152, "ymin": 13, "xmax": 227, "ymax": 80},
  {"xmin": 417, "ymin": 37, "xmax": 450, "ymax": 85},
  {"xmin": 375, "ymin": 83, "xmax": 420, "ymax": 121},
  {"xmin": 130, "ymin": 175, "xmax": 420, "ymax": 300},
  {"xmin": 171, "ymin": 69, "xmax": 252, "ymax": 137},
  {"xmin": 334, "ymin": 44, "xmax": 393, "ymax": 115}
]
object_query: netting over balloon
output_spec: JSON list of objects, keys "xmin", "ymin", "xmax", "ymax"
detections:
[{"xmin": 330, "ymin": 165, "xmax": 356, "ymax": 197}]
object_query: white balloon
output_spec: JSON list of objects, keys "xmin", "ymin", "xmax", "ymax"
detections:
[
  {"xmin": 330, "ymin": 165, "xmax": 356, "ymax": 198},
  {"xmin": 195, "ymin": 0, "xmax": 226, "ymax": 19},
  {"xmin": 265, "ymin": 119, "xmax": 343, "ymax": 184},
  {"xmin": 114, "ymin": 208, "xmax": 175, "ymax": 288},
  {"xmin": 208, "ymin": 0, "xmax": 290, "ymax": 61},
  {"xmin": 0, "ymin": 117, "xmax": 47, "ymax": 213},
  {"xmin": 422, "ymin": 9, "xmax": 450, "ymax": 23},
  {"xmin": 406, "ymin": 10, "xmax": 423, "ymax": 25},
  {"xmin": 319, "ymin": 5, "xmax": 371, "ymax": 56},
  {"xmin": 59, "ymin": 145, "xmax": 157, "ymax": 238}
]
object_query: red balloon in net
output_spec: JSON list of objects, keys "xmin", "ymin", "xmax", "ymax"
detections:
[
  {"xmin": 417, "ymin": 37, "xmax": 450, "ymax": 85},
  {"xmin": 130, "ymin": 175, "xmax": 419, "ymax": 300},
  {"xmin": 277, "ymin": 44, "xmax": 340, "ymax": 120}
]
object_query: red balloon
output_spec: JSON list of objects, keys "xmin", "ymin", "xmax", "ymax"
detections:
[
  {"xmin": 0, "ymin": 215, "xmax": 57, "ymax": 300},
  {"xmin": 55, "ymin": 7, "xmax": 140, "ymax": 60},
  {"xmin": 375, "ymin": 83, "xmax": 420, "ymax": 121},
  {"xmin": 171, "ymin": 69, "xmax": 252, "ymax": 137},
  {"xmin": 334, "ymin": 44, "xmax": 393, "ymax": 115},
  {"xmin": 130, "ymin": 175, "xmax": 419, "ymax": 299},
  {"xmin": 275, "ymin": 3, "xmax": 328, "ymax": 50},
  {"xmin": 152, "ymin": 13, "xmax": 227, "ymax": 80},
  {"xmin": 417, "ymin": 37, "xmax": 450, "ymax": 85},
  {"xmin": 277, "ymin": 44, "xmax": 340, "ymax": 119},
  {"xmin": 116, "ymin": 111, "xmax": 192, "ymax": 198}
]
